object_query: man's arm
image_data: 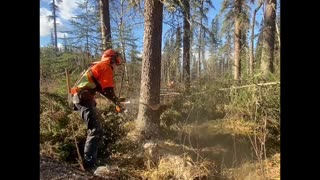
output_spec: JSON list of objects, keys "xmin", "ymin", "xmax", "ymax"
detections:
[{"xmin": 100, "ymin": 87, "xmax": 120, "ymax": 105}]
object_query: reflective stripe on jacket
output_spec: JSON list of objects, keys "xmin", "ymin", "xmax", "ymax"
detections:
[{"xmin": 71, "ymin": 70, "xmax": 96, "ymax": 95}]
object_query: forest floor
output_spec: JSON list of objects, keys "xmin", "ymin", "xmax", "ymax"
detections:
[
  {"xmin": 40, "ymin": 118, "xmax": 280, "ymax": 179},
  {"xmin": 40, "ymin": 91, "xmax": 280, "ymax": 180},
  {"xmin": 40, "ymin": 155, "xmax": 105, "ymax": 180}
]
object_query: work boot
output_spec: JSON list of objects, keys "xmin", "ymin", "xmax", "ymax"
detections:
[{"xmin": 83, "ymin": 160, "xmax": 97, "ymax": 173}]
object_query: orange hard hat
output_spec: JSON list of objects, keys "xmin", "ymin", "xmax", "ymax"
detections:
[{"xmin": 102, "ymin": 49, "xmax": 122, "ymax": 66}]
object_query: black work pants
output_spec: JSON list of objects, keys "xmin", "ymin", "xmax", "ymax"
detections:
[{"xmin": 74, "ymin": 97, "xmax": 103, "ymax": 168}]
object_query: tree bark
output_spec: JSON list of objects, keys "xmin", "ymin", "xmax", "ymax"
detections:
[
  {"xmin": 135, "ymin": 0, "xmax": 163, "ymax": 140},
  {"xmin": 234, "ymin": 0, "xmax": 242, "ymax": 80},
  {"xmin": 261, "ymin": 0, "xmax": 276, "ymax": 77},
  {"xmin": 99, "ymin": 0, "xmax": 112, "ymax": 50},
  {"xmin": 183, "ymin": 0, "xmax": 191, "ymax": 92},
  {"xmin": 250, "ymin": 1, "xmax": 263, "ymax": 76},
  {"xmin": 53, "ymin": 0, "xmax": 58, "ymax": 50},
  {"xmin": 176, "ymin": 26, "xmax": 182, "ymax": 82}
]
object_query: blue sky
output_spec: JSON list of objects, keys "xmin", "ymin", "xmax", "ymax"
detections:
[
  {"xmin": 40, "ymin": 0, "xmax": 81, "ymax": 47},
  {"xmin": 40, "ymin": 0, "xmax": 265, "ymax": 51}
]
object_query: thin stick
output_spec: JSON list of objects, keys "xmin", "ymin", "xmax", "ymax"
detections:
[{"xmin": 71, "ymin": 121, "xmax": 85, "ymax": 171}]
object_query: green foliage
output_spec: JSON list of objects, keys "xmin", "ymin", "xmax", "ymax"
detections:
[
  {"xmin": 40, "ymin": 45, "xmax": 94, "ymax": 94},
  {"xmin": 99, "ymin": 105, "xmax": 128, "ymax": 156},
  {"xmin": 160, "ymin": 75, "xmax": 279, "ymax": 154},
  {"xmin": 160, "ymin": 109, "xmax": 182, "ymax": 127},
  {"xmin": 40, "ymin": 92, "xmax": 130, "ymax": 163},
  {"xmin": 40, "ymin": 93, "xmax": 81, "ymax": 155},
  {"xmin": 40, "ymin": 92, "xmax": 71, "ymax": 114},
  {"xmin": 189, "ymin": 85, "xmax": 228, "ymax": 120},
  {"xmin": 225, "ymin": 77, "xmax": 280, "ymax": 153},
  {"xmin": 40, "ymin": 47, "xmax": 57, "ymax": 80},
  {"xmin": 162, "ymin": 82, "xmax": 229, "ymax": 128},
  {"xmin": 58, "ymin": 141, "xmax": 74, "ymax": 161}
]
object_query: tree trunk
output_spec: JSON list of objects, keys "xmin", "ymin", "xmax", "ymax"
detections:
[
  {"xmin": 86, "ymin": 29, "xmax": 89, "ymax": 66},
  {"xmin": 225, "ymin": 56, "xmax": 229, "ymax": 75},
  {"xmin": 183, "ymin": 0, "xmax": 191, "ymax": 92},
  {"xmin": 261, "ymin": 0, "xmax": 276, "ymax": 77},
  {"xmin": 198, "ymin": 29, "xmax": 202, "ymax": 85},
  {"xmin": 234, "ymin": 0, "xmax": 242, "ymax": 80},
  {"xmin": 118, "ymin": 2, "xmax": 129, "ymax": 96},
  {"xmin": 161, "ymin": 56, "xmax": 165, "ymax": 85},
  {"xmin": 255, "ymin": 25, "xmax": 264, "ymax": 66},
  {"xmin": 136, "ymin": 0, "xmax": 163, "ymax": 140},
  {"xmin": 201, "ymin": 36, "xmax": 206, "ymax": 77},
  {"xmin": 198, "ymin": 0, "xmax": 205, "ymax": 85},
  {"xmin": 176, "ymin": 26, "xmax": 182, "ymax": 82},
  {"xmin": 250, "ymin": 1, "xmax": 263, "ymax": 76},
  {"xmin": 52, "ymin": 0, "xmax": 58, "ymax": 50},
  {"xmin": 99, "ymin": 0, "xmax": 112, "ymax": 50},
  {"xmin": 220, "ymin": 59, "xmax": 224, "ymax": 76}
]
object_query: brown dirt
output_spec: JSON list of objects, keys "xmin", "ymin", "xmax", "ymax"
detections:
[{"xmin": 40, "ymin": 155, "xmax": 106, "ymax": 180}]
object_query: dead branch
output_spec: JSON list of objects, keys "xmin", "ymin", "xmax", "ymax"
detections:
[
  {"xmin": 219, "ymin": 82, "xmax": 280, "ymax": 91},
  {"xmin": 71, "ymin": 121, "xmax": 85, "ymax": 171}
]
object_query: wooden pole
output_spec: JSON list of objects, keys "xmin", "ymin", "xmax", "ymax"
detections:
[{"xmin": 65, "ymin": 68, "xmax": 72, "ymax": 106}]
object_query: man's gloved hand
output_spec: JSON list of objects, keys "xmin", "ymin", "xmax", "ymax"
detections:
[
  {"xmin": 115, "ymin": 99, "xmax": 125, "ymax": 113},
  {"xmin": 115, "ymin": 104, "xmax": 122, "ymax": 113}
]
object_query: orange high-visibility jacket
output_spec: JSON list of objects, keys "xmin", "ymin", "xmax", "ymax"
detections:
[
  {"xmin": 91, "ymin": 57, "xmax": 114, "ymax": 89},
  {"xmin": 71, "ymin": 57, "xmax": 114, "ymax": 95}
]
